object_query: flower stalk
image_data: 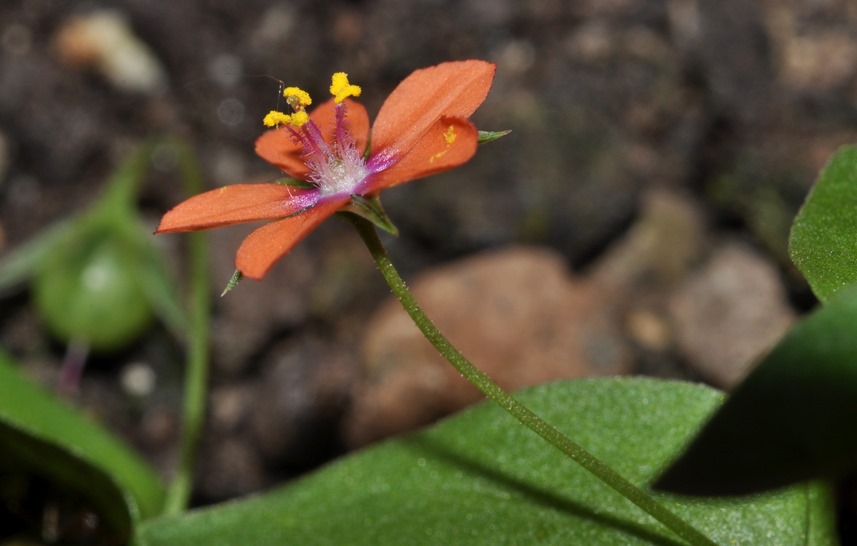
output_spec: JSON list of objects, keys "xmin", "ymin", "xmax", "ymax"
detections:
[
  {"xmin": 344, "ymin": 212, "xmax": 718, "ymax": 546},
  {"xmin": 164, "ymin": 142, "xmax": 211, "ymax": 514}
]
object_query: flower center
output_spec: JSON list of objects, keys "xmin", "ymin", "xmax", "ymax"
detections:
[
  {"xmin": 309, "ymin": 137, "xmax": 369, "ymax": 197},
  {"xmin": 263, "ymin": 73, "xmax": 368, "ymax": 197}
]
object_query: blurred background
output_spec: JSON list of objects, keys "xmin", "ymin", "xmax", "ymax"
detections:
[{"xmin": 1, "ymin": 0, "xmax": 857, "ymax": 504}]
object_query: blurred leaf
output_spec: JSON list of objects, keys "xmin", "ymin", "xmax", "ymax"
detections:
[
  {"xmin": 0, "ymin": 143, "xmax": 151, "ymax": 295},
  {"xmin": 129, "ymin": 220, "xmax": 187, "ymax": 338},
  {"xmin": 0, "ymin": 351, "xmax": 165, "ymax": 540},
  {"xmin": 0, "ymin": 219, "xmax": 75, "ymax": 294},
  {"xmin": 137, "ymin": 379, "xmax": 833, "ymax": 545},
  {"xmin": 789, "ymin": 145, "xmax": 857, "ymax": 303},
  {"xmin": 3, "ymin": 141, "xmax": 189, "ymax": 350},
  {"xmin": 95, "ymin": 141, "xmax": 154, "ymax": 216},
  {"xmin": 654, "ymin": 284, "xmax": 857, "ymax": 497},
  {"xmin": 34, "ymin": 232, "xmax": 153, "ymax": 351},
  {"xmin": 158, "ymin": 137, "xmax": 212, "ymax": 514}
]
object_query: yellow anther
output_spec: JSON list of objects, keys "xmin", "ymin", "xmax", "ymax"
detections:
[
  {"xmin": 262, "ymin": 109, "xmax": 309, "ymax": 128},
  {"xmin": 283, "ymin": 86, "xmax": 312, "ymax": 108},
  {"xmin": 289, "ymin": 110, "xmax": 309, "ymax": 127},
  {"xmin": 263, "ymin": 110, "xmax": 292, "ymax": 127},
  {"xmin": 330, "ymin": 72, "xmax": 362, "ymax": 103}
]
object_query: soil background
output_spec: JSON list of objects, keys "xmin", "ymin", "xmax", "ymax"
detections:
[{"xmin": 2, "ymin": 0, "xmax": 857, "ymax": 541}]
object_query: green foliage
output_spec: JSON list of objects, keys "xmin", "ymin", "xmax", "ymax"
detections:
[
  {"xmin": 34, "ymin": 228, "xmax": 153, "ymax": 351},
  {"xmin": 0, "ymin": 143, "xmax": 185, "ymax": 351},
  {"xmin": 344, "ymin": 195, "xmax": 400, "ymax": 236},
  {"xmin": 136, "ymin": 379, "xmax": 833, "ymax": 545},
  {"xmin": 789, "ymin": 145, "xmax": 857, "ymax": 303},
  {"xmin": 655, "ymin": 285, "xmax": 857, "ymax": 496},
  {"xmin": 0, "ymin": 352, "xmax": 165, "ymax": 540},
  {"xmin": 654, "ymin": 145, "xmax": 857, "ymax": 516}
]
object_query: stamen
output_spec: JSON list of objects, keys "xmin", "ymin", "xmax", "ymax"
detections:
[
  {"xmin": 333, "ymin": 102, "xmax": 351, "ymax": 151},
  {"xmin": 329, "ymin": 72, "xmax": 362, "ymax": 103},
  {"xmin": 289, "ymin": 110, "xmax": 309, "ymax": 127},
  {"xmin": 263, "ymin": 110, "xmax": 292, "ymax": 127},
  {"xmin": 269, "ymin": 75, "xmax": 370, "ymax": 198},
  {"xmin": 262, "ymin": 110, "xmax": 309, "ymax": 128},
  {"xmin": 283, "ymin": 86, "xmax": 312, "ymax": 108}
]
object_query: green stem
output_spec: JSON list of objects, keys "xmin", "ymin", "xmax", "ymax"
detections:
[
  {"xmin": 165, "ymin": 142, "xmax": 211, "ymax": 514},
  {"xmin": 345, "ymin": 213, "xmax": 717, "ymax": 546}
]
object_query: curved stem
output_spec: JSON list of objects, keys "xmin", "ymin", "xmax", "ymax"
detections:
[
  {"xmin": 344, "ymin": 213, "xmax": 717, "ymax": 546},
  {"xmin": 165, "ymin": 142, "xmax": 212, "ymax": 514}
]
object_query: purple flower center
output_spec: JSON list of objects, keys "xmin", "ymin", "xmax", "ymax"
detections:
[{"xmin": 288, "ymin": 102, "xmax": 369, "ymax": 198}]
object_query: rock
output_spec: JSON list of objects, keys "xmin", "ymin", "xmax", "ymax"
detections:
[
  {"xmin": 590, "ymin": 188, "xmax": 707, "ymax": 290},
  {"xmin": 195, "ymin": 435, "xmax": 266, "ymax": 502},
  {"xmin": 586, "ymin": 188, "xmax": 707, "ymax": 379},
  {"xmin": 345, "ymin": 246, "xmax": 631, "ymax": 447},
  {"xmin": 210, "ymin": 383, "xmax": 255, "ymax": 434},
  {"xmin": 761, "ymin": 0, "xmax": 857, "ymax": 94},
  {"xmin": 53, "ymin": 9, "xmax": 167, "ymax": 95},
  {"xmin": 669, "ymin": 242, "xmax": 797, "ymax": 387}
]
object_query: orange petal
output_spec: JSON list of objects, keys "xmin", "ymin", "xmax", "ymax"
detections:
[
  {"xmin": 367, "ymin": 117, "xmax": 478, "ymax": 190},
  {"xmin": 255, "ymin": 98, "xmax": 370, "ymax": 178},
  {"xmin": 370, "ymin": 60, "xmax": 494, "ymax": 160},
  {"xmin": 156, "ymin": 184, "xmax": 317, "ymax": 233},
  {"xmin": 235, "ymin": 198, "xmax": 346, "ymax": 279},
  {"xmin": 311, "ymin": 98, "xmax": 370, "ymax": 155}
]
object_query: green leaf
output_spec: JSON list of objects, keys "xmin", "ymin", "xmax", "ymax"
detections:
[
  {"xmin": 654, "ymin": 284, "xmax": 857, "ymax": 497},
  {"xmin": 34, "ymin": 232, "xmax": 153, "ymax": 351},
  {"xmin": 0, "ymin": 218, "xmax": 75, "ymax": 294},
  {"xmin": 137, "ymin": 379, "xmax": 833, "ymax": 545},
  {"xmin": 220, "ymin": 269, "xmax": 244, "ymax": 297},
  {"xmin": 133, "ymin": 222, "xmax": 188, "ymax": 338},
  {"xmin": 789, "ymin": 145, "xmax": 857, "ymax": 303},
  {"xmin": 343, "ymin": 196, "xmax": 400, "ymax": 236},
  {"xmin": 477, "ymin": 129, "xmax": 512, "ymax": 144},
  {"xmin": 95, "ymin": 141, "xmax": 154, "ymax": 217},
  {"xmin": 0, "ymin": 352, "xmax": 165, "ymax": 540}
]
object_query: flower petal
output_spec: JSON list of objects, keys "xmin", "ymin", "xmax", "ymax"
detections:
[
  {"xmin": 315, "ymin": 98, "xmax": 370, "ymax": 155},
  {"xmin": 255, "ymin": 98, "xmax": 370, "ymax": 178},
  {"xmin": 365, "ymin": 117, "xmax": 478, "ymax": 190},
  {"xmin": 369, "ymin": 60, "xmax": 495, "ymax": 160},
  {"xmin": 156, "ymin": 184, "xmax": 318, "ymax": 233},
  {"xmin": 235, "ymin": 198, "xmax": 346, "ymax": 279}
]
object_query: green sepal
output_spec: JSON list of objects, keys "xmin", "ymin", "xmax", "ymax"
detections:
[
  {"xmin": 344, "ymin": 194, "xmax": 399, "ymax": 236},
  {"xmin": 220, "ymin": 269, "xmax": 244, "ymax": 297},
  {"xmin": 478, "ymin": 129, "xmax": 511, "ymax": 144},
  {"xmin": 274, "ymin": 177, "xmax": 316, "ymax": 189}
]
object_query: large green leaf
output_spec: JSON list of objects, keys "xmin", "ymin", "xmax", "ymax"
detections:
[
  {"xmin": 0, "ymin": 352, "xmax": 165, "ymax": 540},
  {"xmin": 137, "ymin": 379, "xmax": 833, "ymax": 545},
  {"xmin": 654, "ymin": 284, "xmax": 857, "ymax": 498},
  {"xmin": 789, "ymin": 145, "xmax": 857, "ymax": 303}
]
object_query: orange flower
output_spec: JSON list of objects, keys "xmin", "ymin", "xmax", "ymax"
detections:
[{"xmin": 157, "ymin": 60, "xmax": 496, "ymax": 280}]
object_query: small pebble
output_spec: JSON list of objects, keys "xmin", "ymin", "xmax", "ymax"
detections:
[
  {"xmin": 53, "ymin": 10, "xmax": 167, "ymax": 95},
  {"xmin": 120, "ymin": 361, "xmax": 156, "ymax": 397}
]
